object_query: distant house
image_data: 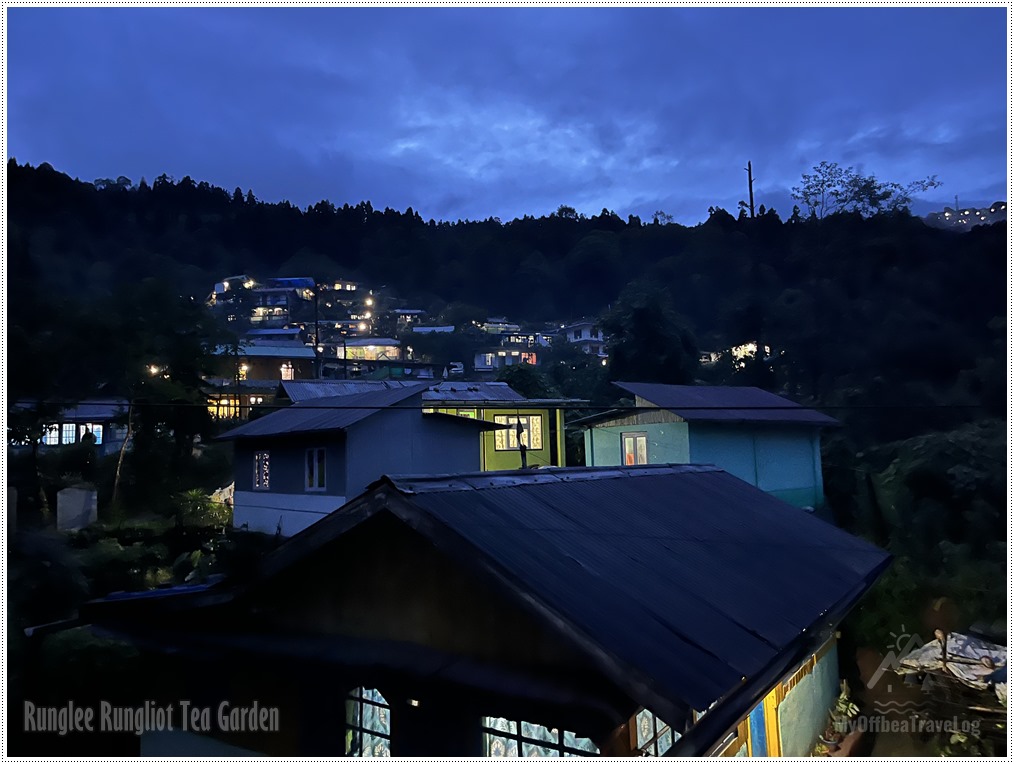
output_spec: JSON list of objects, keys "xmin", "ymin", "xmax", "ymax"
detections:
[
  {"xmin": 391, "ymin": 309, "xmax": 426, "ymax": 329},
  {"xmin": 218, "ymin": 383, "xmax": 503, "ymax": 536},
  {"xmin": 473, "ymin": 333, "xmax": 549, "ymax": 372},
  {"xmin": 207, "ymin": 340, "xmax": 317, "ymax": 419},
  {"xmin": 278, "ymin": 379, "xmax": 574, "ymax": 471},
  {"xmin": 557, "ymin": 321, "xmax": 607, "ymax": 357},
  {"xmin": 411, "ymin": 324, "xmax": 455, "ymax": 334},
  {"xmin": 925, "ymin": 201, "xmax": 1006, "ymax": 231},
  {"xmin": 80, "ymin": 465, "xmax": 890, "ymax": 757},
  {"xmin": 208, "ymin": 276, "xmax": 315, "ymax": 327},
  {"xmin": 11, "ymin": 398, "xmax": 129, "ymax": 457},
  {"xmin": 334, "ymin": 337, "xmax": 401, "ymax": 362},
  {"xmin": 577, "ymin": 382, "xmax": 838, "ymax": 509},
  {"xmin": 481, "ymin": 317, "xmax": 521, "ymax": 334}
]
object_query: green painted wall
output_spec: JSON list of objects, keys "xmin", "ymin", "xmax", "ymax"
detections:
[
  {"xmin": 477, "ymin": 408, "xmax": 557, "ymax": 471},
  {"xmin": 583, "ymin": 422, "xmax": 690, "ymax": 466},
  {"xmin": 776, "ymin": 642, "xmax": 839, "ymax": 756}
]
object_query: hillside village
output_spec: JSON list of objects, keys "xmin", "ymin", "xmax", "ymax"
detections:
[{"xmin": 8, "ymin": 164, "xmax": 1006, "ymax": 759}]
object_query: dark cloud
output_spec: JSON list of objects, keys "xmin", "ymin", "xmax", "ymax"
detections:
[{"xmin": 7, "ymin": 6, "xmax": 1005, "ymax": 223}]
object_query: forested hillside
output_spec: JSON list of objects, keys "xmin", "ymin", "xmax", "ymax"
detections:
[{"xmin": 7, "ymin": 158, "xmax": 1007, "ymax": 648}]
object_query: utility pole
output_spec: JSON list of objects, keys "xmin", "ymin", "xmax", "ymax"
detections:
[
  {"xmin": 744, "ymin": 161, "xmax": 756, "ymax": 218},
  {"xmin": 313, "ymin": 283, "xmax": 321, "ymax": 379}
]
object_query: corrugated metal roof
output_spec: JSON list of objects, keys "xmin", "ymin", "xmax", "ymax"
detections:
[
  {"xmin": 213, "ymin": 340, "xmax": 316, "ymax": 359},
  {"xmin": 423, "ymin": 382, "xmax": 527, "ymax": 403},
  {"xmin": 279, "ymin": 380, "xmax": 417, "ymax": 402},
  {"xmin": 375, "ymin": 465, "xmax": 886, "ymax": 711},
  {"xmin": 278, "ymin": 380, "xmax": 529, "ymax": 404},
  {"xmin": 15, "ymin": 398, "xmax": 129, "ymax": 422},
  {"xmin": 217, "ymin": 384, "xmax": 430, "ymax": 440},
  {"xmin": 614, "ymin": 382, "xmax": 839, "ymax": 426}
]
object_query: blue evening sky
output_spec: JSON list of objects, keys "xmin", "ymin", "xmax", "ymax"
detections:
[{"xmin": 6, "ymin": 6, "xmax": 1007, "ymax": 223}]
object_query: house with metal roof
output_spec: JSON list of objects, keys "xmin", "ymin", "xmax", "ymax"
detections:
[
  {"xmin": 10, "ymin": 398, "xmax": 129, "ymax": 457},
  {"xmin": 576, "ymin": 382, "xmax": 839, "ymax": 510},
  {"xmin": 206, "ymin": 340, "xmax": 318, "ymax": 419},
  {"xmin": 277, "ymin": 380, "xmax": 575, "ymax": 471},
  {"xmin": 77, "ymin": 465, "xmax": 890, "ymax": 757},
  {"xmin": 218, "ymin": 384, "xmax": 506, "ymax": 536}
]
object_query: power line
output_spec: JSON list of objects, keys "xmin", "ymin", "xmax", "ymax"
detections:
[{"xmin": 44, "ymin": 401, "xmax": 996, "ymax": 412}]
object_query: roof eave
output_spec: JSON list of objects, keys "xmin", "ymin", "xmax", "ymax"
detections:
[{"xmin": 665, "ymin": 551, "xmax": 893, "ymax": 755}]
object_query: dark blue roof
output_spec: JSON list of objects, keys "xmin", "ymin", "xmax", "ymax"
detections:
[
  {"xmin": 267, "ymin": 464, "xmax": 887, "ymax": 722},
  {"xmin": 614, "ymin": 382, "xmax": 839, "ymax": 426},
  {"xmin": 218, "ymin": 384, "xmax": 430, "ymax": 440}
]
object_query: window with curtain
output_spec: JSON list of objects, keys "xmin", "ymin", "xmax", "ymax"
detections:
[
  {"xmin": 305, "ymin": 447, "xmax": 326, "ymax": 491},
  {"xmin": 253, "ymin": 451, "xmax": 270, "ymax": 490},
  {"xmin": 621, "ymin": 432, "xmax": 648, "ymax": 465},
  {"xmin": 345, "ymin": 687, "xmax": 391, "ymax": 757},
  {"xmin": 482, "ymin": 717, "xmax": 598, "ymax": 757},
  {"xmin": 493, "ymin": 415, "xmax": 543, "ymax": 451}
]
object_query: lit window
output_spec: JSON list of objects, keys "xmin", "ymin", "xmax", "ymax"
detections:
[
  {"xmin": 208, "ymin": 397, "xmax": 240, "ymax": 419},
  {"xmin": 61, "ymin": 423, "xmax": 77, "ymax": 444},
  {"xmin": 634, "ymin": 708, "xmax": 680, "ymax": 756},
  {"xmin": 78, "ymin": 424, "xmax": 103, "ymax": 445},
  {"xmin": 520, "ymin": 352, "xmax": 537, "ymax": 365},
  {"xmin": 345, "ymin": 687, "xmax": 391, "ymax": 756},
  {"xmin": 493, "ymin": 415, "xmax": 543, "ymax": 451},
  {"xmin": 622, "ymin": 433, "xmax": 648, "ymax": 465},
  {"xmin": 280, "ymin": 361, "xmax": 294, "ymax": 381},
  {"xmin": 254, "ymin": 451, "xmax": 270, "ymax": 490},
  {"xmin": 482, "ymin": 717, "xmax": 597, "ymax": 757},
  {"xmin": 305, "ymin": 447, "xmax": 326, "ymax": 491},
  {"xmin": 43, "ymin": 424, "xmax": 60, "ymax": 446}
]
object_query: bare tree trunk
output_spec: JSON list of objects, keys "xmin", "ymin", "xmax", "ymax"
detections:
[{"xmin": 111, "ymin": 402, "xmax": 135, "ymax": 507}]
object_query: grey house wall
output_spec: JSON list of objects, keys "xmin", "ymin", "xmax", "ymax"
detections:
[
  {"xmin": 235, "ymin": 435, "xmax": 348, "ymax": 497},
  {"xmin": 234, "ymin": 404, "xmax": 482, "ymax": 537},
  {"xmin": 233, "ymin": 434, "xmax": 349, "ymax": 536},
  {"xmin": 344, "ymin": 409, "xmax": 481, "ymax": 497}
]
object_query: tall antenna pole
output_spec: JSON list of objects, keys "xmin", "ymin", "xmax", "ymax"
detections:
[{"xmin": 745, "ymin": 161, "xmax": 756, "ymax": 218}]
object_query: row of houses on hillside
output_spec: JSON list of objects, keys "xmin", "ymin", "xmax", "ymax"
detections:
[{"xmin": 22, "ymin": 380, "xmax": 889, "ymax": 758}]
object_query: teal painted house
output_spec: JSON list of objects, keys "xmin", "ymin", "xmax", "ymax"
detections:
[{"xmin": 579, "ymin": 382, "xmax": 839, "ymax": 509}]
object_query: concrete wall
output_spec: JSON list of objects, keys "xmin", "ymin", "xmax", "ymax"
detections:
[
  {"xmin": 233, "ymin": 435, "xmax": 348, "ymax": 536},
  {"xmin": 232, "ymin": 403, "xmax": 481, "ymax": 537},
  {"xmin": 478, "ymin": 408, "xmax": 554, "ymax": 471},
  {"xmin": 688, "ymin": 424, "xmax": 824, "ymax": 509},
  {"xmin": 776, "ymin": 642, "xmax": 839, "ymax": 756},
  {"xmin": 233, "ymin": 491, "xmax": 346, "ymax": 536},
  {"xmin": 583, "ymin": 422, "xmax": 690, "ymax": 467},
  {"xmin": 344, "ymin": 406, "xmax": 481, "ymax": 498},
  {"xmin": 234, "ymin": 437, "xmax": 347, "ymax": 496}
]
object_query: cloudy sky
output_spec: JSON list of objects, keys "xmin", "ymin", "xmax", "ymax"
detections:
[{"xmin": 7, "ymin": 6, "xmax": 1006, "ymax": 223}]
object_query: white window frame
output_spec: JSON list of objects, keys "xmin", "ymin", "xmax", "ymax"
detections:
[
  {"xmin": 345, "ymin": 687, "xmax": 391, "ymax": 757},
  {"xmin": 43, "ymin": 424, "xmax": 60, "ymax": 446},
  {"xmin": 253, "ymin": 451, "xmax": 271, "ymax": 490},
  {"xmin": 621, "ymin": 432, "xmax": 649, "ymax": 465},
  {"xmin": 305, "ymin": 447, "xmax": 326, "ymax": 491},
  {"xmin": 79, "ymin": 424, "xmax": 104, "ymax": 445},
  {"xmin": 493, "ymin": 415, "xmax": 543, "ymax": 451},
  {"xmin": 482, "ymin": 717, "xmax": 598, "ymax": 757},
  {"xmin": 61, "ymin": 423, "xmax": 77, "ymax": 444}
]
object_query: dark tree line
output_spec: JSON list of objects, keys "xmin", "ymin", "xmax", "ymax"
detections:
[{"xmin": 6, "ymin": 157, "xmax": 1008, "ymax": 657}]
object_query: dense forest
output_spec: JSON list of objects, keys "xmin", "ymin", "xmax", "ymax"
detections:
[{"xmin": 7, "ymin": 158, "xmax": 1006, "ymax": 672}]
